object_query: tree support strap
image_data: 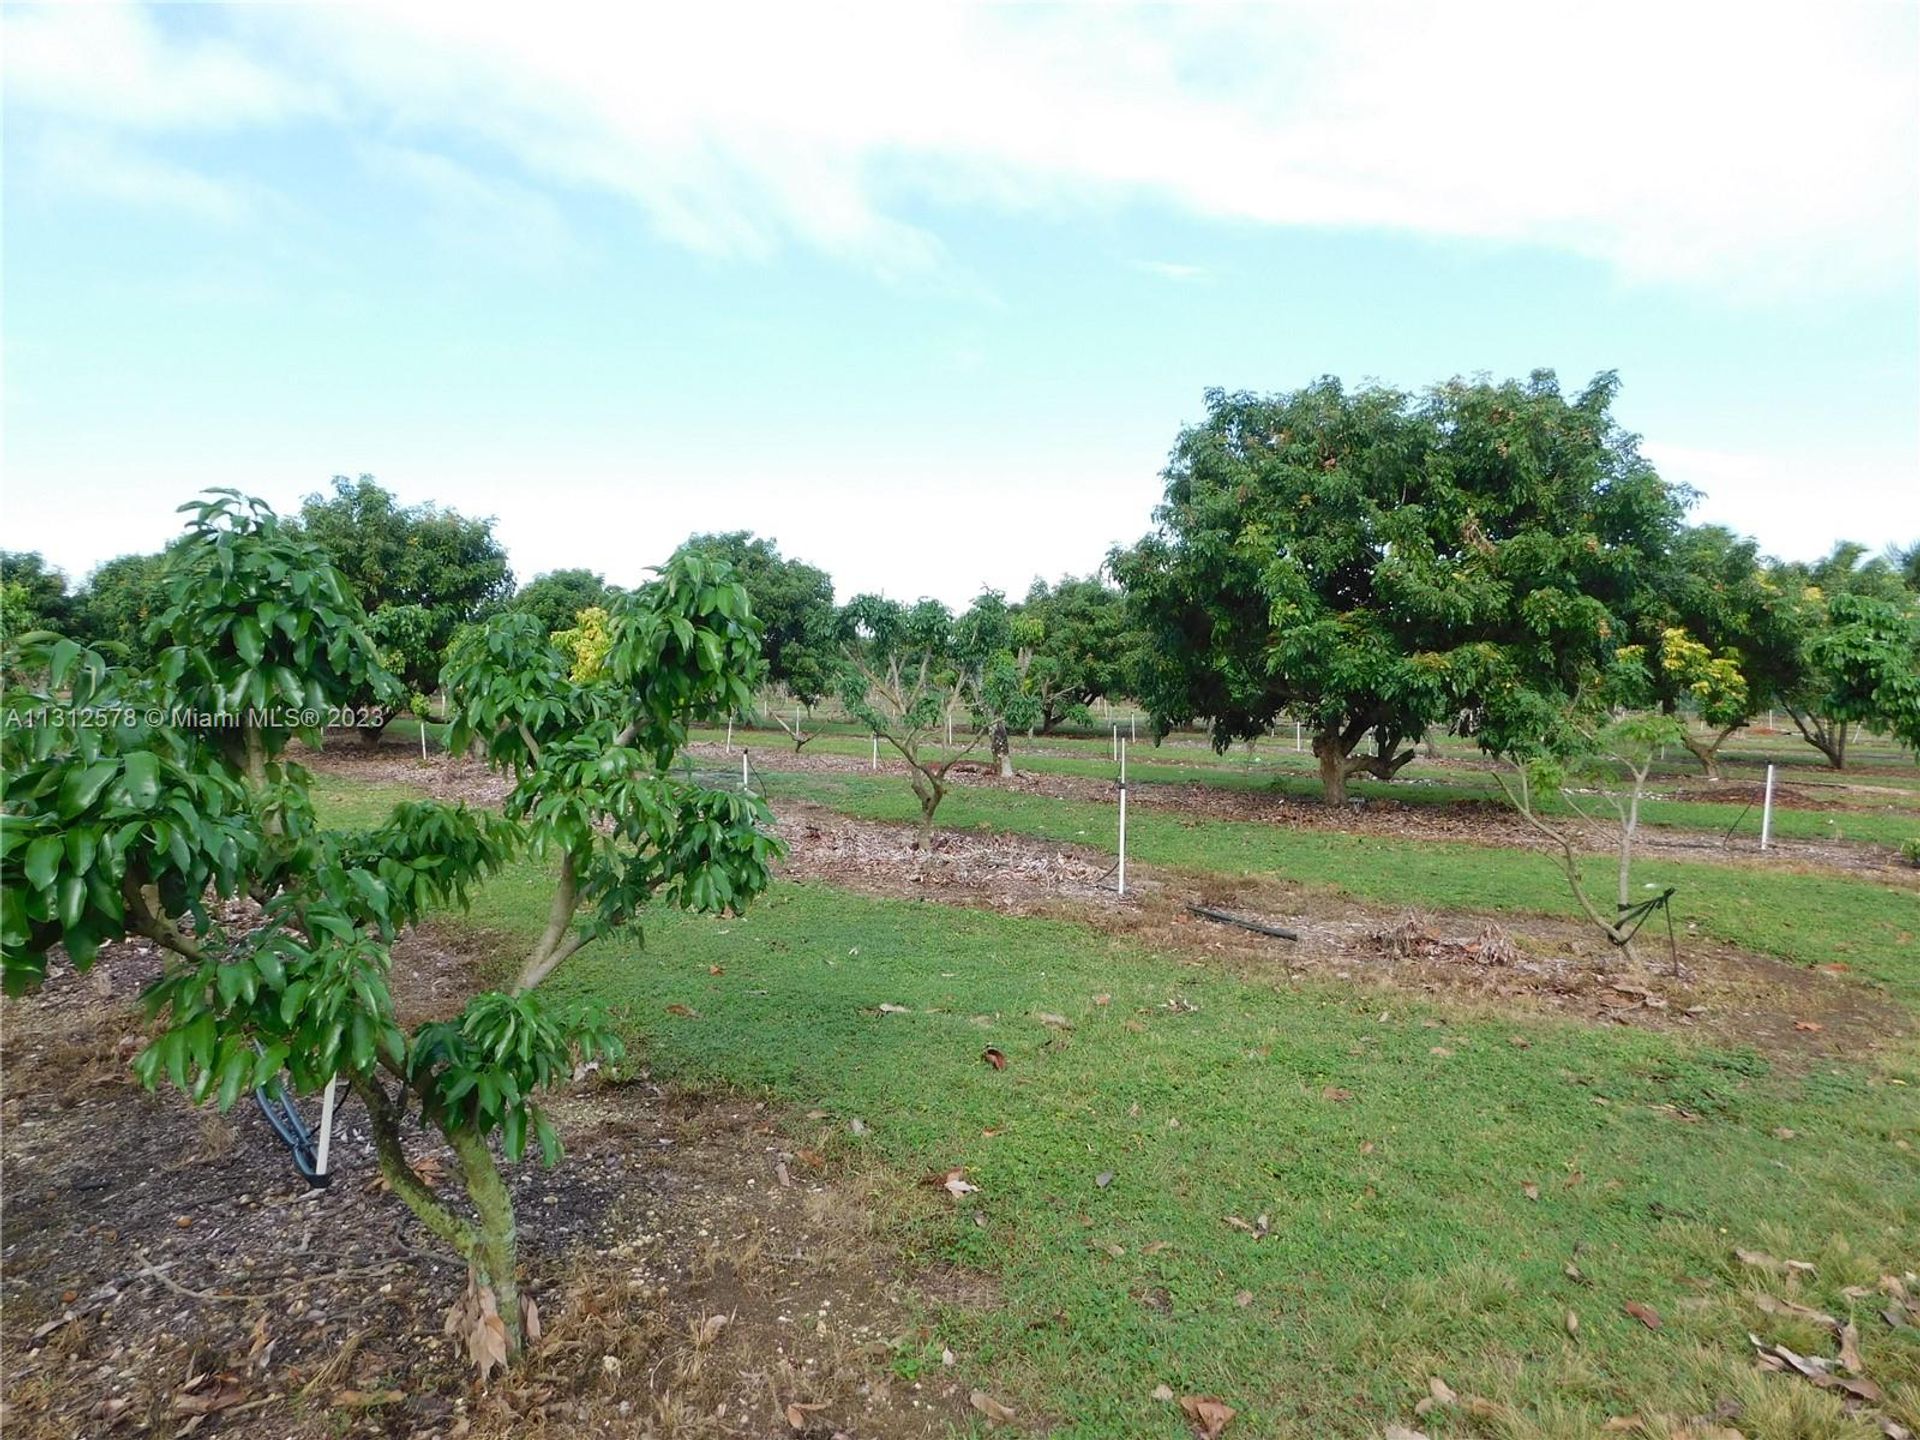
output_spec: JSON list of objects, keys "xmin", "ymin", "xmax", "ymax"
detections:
[{"xmin": 1612, "ymin": 886, "xmax": 1679, "ymax": 975}]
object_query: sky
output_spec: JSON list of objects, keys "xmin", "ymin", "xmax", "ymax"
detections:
[{"xmin": 3, "ymin": 2, "xmax": 1917, "ymax": 607}]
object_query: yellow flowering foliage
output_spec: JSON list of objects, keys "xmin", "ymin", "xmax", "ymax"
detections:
[
  {"xmin": 1658, "ymin": 626, "xmax": 1748, "ymax": 729},
  {"xmin": 553, "ymin": 606, "xmax": 613, "ymax": 682}
]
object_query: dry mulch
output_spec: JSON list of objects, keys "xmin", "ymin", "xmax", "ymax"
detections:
[{"xmin": 0, "ymin": 936, "xmax": 974, "ymax": 1440}]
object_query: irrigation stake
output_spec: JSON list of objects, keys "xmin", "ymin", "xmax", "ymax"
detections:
[
  {"xmin": 871, "ymin": 734, "xmax": 878, "ymax": 771},
  {"xmin": 314, "ymin": 1077, "xmax": 338, "ymax": 1178},
  {"xmin": 1759, "ymin": 763, "xmax": 1775, "ymax": 851},
  {"xmin": 1117, "ymin": 740, "xmax": 1128, "ymax": 897},
  {"xmin": 726, "ymin": 716, "xmax": 733, "ymax": 751},
  {"xmin": 1294, "ymin": 720, "xmax": 1302, "ymax": 752},
  {"xmin": 1130, "ymin": 713, "xmax": 1136, "ymax": 741},
  {"xmin": 742, "ymin": 750, "xmax": 750, "ymax": 790},
  {"xmin": 420, "ymin": 721, "xmax": 427, "ymax": 762},
  {"xmin": 1112, "ymin": 724, "xmax": 1119, "ymax": 762}
]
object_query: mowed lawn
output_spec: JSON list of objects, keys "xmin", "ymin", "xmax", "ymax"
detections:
[{"xmin": 313, "ymin": 768, "xmax": 1920, "ymax": 1438}]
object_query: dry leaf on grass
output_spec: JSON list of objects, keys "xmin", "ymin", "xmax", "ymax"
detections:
[
  {"xmin": 1384, "ymin": 1427, "xmax": 1432, "ymax": 1440},
  {"xmin": 1321, "ymin": 1086, "xmax": 1354, "ymax": 1102},
  {"xmin": 332, "ymin": 1390, "xmax": 405, "ymax": 1408},
  {"xmin": 1426, "ymin": 1377, "xmax": 1457, "ymax": 1406},
  {"xmin": 983, "ymin": 1047, "xmax": 1007, "ymax": 1069},
  {"xmin": 878, "ymin": 1003, "xmax": 912, "ymax": 1014},
  {"xmin": 663, "ymin": 1003, "xmax": 699, "ymax": 1018},
  {"xmin": 172, "ymin": 1378, "xmax": 245, "ymax": 1415},
  {"xmin": 1624, "ymin": 1301, "xmax": 1663, "ymax": 1330},
  {"xmin": 1839, "ymin": 1319, "xmax": 1863, "ymax": 1373},
  {"xmin": 1178, "ymin": 1394, "xmax": 1236, "ymax": 1438},
  {"xmin": 1522, "ymin": 1182, "xmax": 1540, "ymax": 1201},
  {"xmin": 970, "ymin": 1390, "xmax": 1018, "ymax": 1424},
  {"xmin": 785, "ymin": 1400, "xmax": 828, "ymax": 1429}
]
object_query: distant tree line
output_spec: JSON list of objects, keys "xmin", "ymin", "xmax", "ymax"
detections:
[{"xmin": 6, "ymin": 377, "xmax": 1917, "ymax": 805}]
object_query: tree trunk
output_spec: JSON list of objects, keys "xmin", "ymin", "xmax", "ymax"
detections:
[
  {"xmin": 448, "ymin": 1125, "xmax": 523, "ymax": 1350},
  {"xmin": 992, "ymin": 720, "xmax": 1011, "ymax": 779},
  {"xmin": 1313, "ymin": 733, "xmax": 1349, "ymax": 806},
  {"xmin": 358, "ymin": 714, "xmax": 390, "ymax": 747}
]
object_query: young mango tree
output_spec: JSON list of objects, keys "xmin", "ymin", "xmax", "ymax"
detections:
[
  {"xmin": 837, "ymin": 593, "xmax": 1038, "ymax": 845},
  {"xmin": 1, "ymin": 496, "xmax": 779, "ymax": 1369},
  {"xmin": 1490, "ymin": 650, "xmax": 1683, "ymax": 970}
]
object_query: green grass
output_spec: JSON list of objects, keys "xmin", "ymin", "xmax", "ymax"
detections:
[
  {"xmin": 697, "ymin": 727, "xmax": 1920, "ymax": 844},
  {"xmin": 756, "ymin": 769, "xmax": 1920, "ymax": 1006},
  {"xmin": 485, "ymin": 875, "xmax": 1920, "ymax": 1438},
  {"xmin": 306, "ymin": 768, "xmax": 1920, "ymax": 1436}
]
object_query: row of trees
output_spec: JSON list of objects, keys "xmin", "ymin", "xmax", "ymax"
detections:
[
  {"xmin": 1112, "ymin": 371, "xmax": 1920, "ymax": 800},
  {"xmin": 6, "ymin": 392, "xmax": 1916, "ymax": 812}
]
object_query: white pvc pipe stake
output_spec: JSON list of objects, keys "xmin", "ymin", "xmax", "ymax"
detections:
[
  {"xmin": 315, "ymin": 1076, "xmax": 339, "ymax": 1177},
  {"xmin": 726, "ymin": 717, "xmax": 733, "ymax": 751},
  {"xmin": 1294, "ymin": 721, "xmax": 1302, "ymax": 751},
  {"xmin": 1112, "ymin": 725, "xmax": 1119, "ymax": 762},
  {"xmin": 1117, "ymin": 741, "xmax": 1128, "ymax": 897},
  {"xmin": 1760, "ymin": 762, "xmax": 1775, "ymax": 850},
  {"xmin": 1130, "ymin": 714, "xmax": 1137, "ymax": 741},
  {"xmin": 871, "ymin": 734, "xmax": 878, "ymax": 770},
  {"xmin": 742, "ymin": 750, "xmax": 750, "ymax": 790},
  {"xmin": 420, "ymin": 720, "xmax": 428, "ymax": 761}
]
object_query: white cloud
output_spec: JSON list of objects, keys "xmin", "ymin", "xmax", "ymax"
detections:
[
  {"xmin": 357, "ymin": 143, "xmax": 579, "ymax": 270},
  {"xmin": 1645, "ymin": 441, "xmax": 1920, "ymax": 561},
  {"xmin": 26, "ymin": 130, "xmax": 252, "ymax": 223},
  {"xmin": 1, "ymin": 3, "xmax": 325, "ymax": 130},
  {"xmin": 4, "ymin": 2, "xmax": 1916, "ymax": 294}
]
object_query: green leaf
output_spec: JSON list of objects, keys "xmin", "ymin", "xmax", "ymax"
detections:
[
  {"xmin": 58, "ymin": 760, "xmax": 120, "ymax": 819},
  {"xmin": 233, "ymin": 615, "xmax": 265, "ymax": 665},
  {"xmin": 115, "ymin": 751, "xmax": 162, "ymax": 809},
  {"xmin": 23, "ymin": 835, "xmax": 63, "ymax": 892}
]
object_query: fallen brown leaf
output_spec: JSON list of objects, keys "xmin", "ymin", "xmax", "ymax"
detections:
[
  {"xmin": 983, "ymin": 1047, "xmax": 1008, "ymax": 1070},
  {"xmin": 663, "ymin": 1003, "xmax": 699, "ymax": 1018},
  {"xmin": 332, "ymin": 1390, "xmax": 405, "ymax": 1409},
  {"xmin": 785, "ymin": 1400, "xmax": 827, "ymax": 1429},
  {"xmin": 1178, "ymin": 1394, "xmax": 1236, "ymax": 1438},
  {"xmin": 970, "ymin": 1390, "xmax": 1017, "ymax": 1425},
  {"xmin": 1624, "ymin": 1301, "xmax": 1662, "ymax": 1330},
  {"xmin": 1839, "ymin": 1319, "xmax": 1863, "ymax": 1373},
  {"xmin": 172, "ymin": 1379, "xmax": 244, "ymax": 1415}
]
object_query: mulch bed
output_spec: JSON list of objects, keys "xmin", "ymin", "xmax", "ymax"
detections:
[{"xmin": 0, "ymin": 936, "xmax": 973, "ymax": 1440}]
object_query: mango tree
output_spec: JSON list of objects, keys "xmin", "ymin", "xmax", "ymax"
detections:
[
  {"xmin": 1, "ymin": 495, "xmax": 779, "ymax": 1369},
  {"xmin": 837, "ymin": 593, "xmax": 1038, "ymax": 844},
  {"xmin": 1113, "ymin": 371, "xmax": 1683, "ymax": 803}
]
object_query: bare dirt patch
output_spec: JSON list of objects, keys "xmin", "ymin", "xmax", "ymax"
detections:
[
  {"xmin": 773, "ymin": 806, "xmax": 1120, "ymax": 911},
  {"xmin": 1, "ymin": 941, "xmax": 977, "ymax": 1440},
  {"xmin": 1115, "ymin": 871, "xmax": 1908, "ymax": 1067}
]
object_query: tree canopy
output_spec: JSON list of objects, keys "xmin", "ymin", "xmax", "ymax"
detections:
[
  {"xmin": 1013, "ymin": 576, "xmax": 1139, "ymax": 733},
  {"xmin": 295, "ymin": 475, "xmax": 514, "ymax": 727},
  {"xmin": 681, "ymin": 532, "xmax": 839, "ymax": 707},
  {"xmin": 1113, "ymin": 371, "xmax": 1685, "ymax": 802},
  {"xmin": 510, "ymin": 568, "xmax": 616, "ymax": 636}
]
